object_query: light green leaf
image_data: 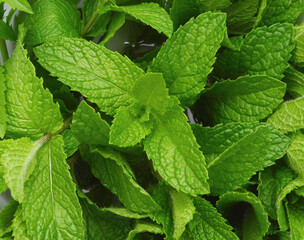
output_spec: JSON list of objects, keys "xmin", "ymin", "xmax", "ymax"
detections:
[
  {"xmin": 192, "ymin": 122, "xmax": 291, "ymax": 167},
  {"xmin": 0, "ymin": 138, "xmax": 42, "ymax": 202},
  {"xmin": 283, "ymin": 66, "xmax": 304, "ymax": 98},
  {"xmin": 12, "ymin": 206, "xmax": 29, "ymax": 240},
  {"xmin": 267, "ymin": 96, "xmax": 304, "ymax": 133},
  {"xmin": 207, "ymin": 126, "xmax": 274, "ymax": 195},
  {"xmin": 0, "ymin": 166, "xmax": 8, "ymax": 194},
  {"xmin": 169, "ymin": 190, "xmax": 195, "ymax": 240},
  {"xmin": 24, "ymin": 0, "xmax": 81, "ymax": 45},
  {"xmin": 286, "ymin": 199, "xmax": 304, "ymax": 240},
  {"xmin": 199, "ymin": 75, "xmax": 286, "ymax": 123},
  {"xmin": 215, "ymin": 23, "xmax": 294, "ymax": 80},
  {"xmin": 61, "ymin": 129, "xmax": 80, "ymax": 158},
  {"xmin": 111, "ymin": 2, "xmax": 173, "ymax": 37},
  {"xmin": 127, "ymin": 220, "xmax": 163, "ymax": 240},
  {"xmin": 286, "ymin": 132, "xmax": 304, "ymax": 178},
  {"xmin": 4, "ymin": 27, "xmax": 63, "ymax": 140},
  {"xmin": 102, "ymin": 207, "xmax": 149, "ymax": 219},
  {"xmin": 110, "ymin": 104, "xmax": 153, "ymax": 147},
  {"xmin": 0, "ymin": 67, "xmax": 6, "ymax": 139},
  {"xmin": 150, "ymin": 12, "xmax": 226, "ymax": 107},
  {"xmin": 0, "ymin": 21, "xmax": 16, "ymax": 41},
  {"xmin": 82, "ymin": 146, "xmax": 161, "ymax": 214},
  {"xmin": 100, "ymin": 12, "xmax": 125, "ymax": 45},
  {"xmin": 78, "ymin": 191, "xmax": 131, "ymax": 240},
  {"xmin": 1, "ymin": 0, "xmax": 32, "ymax": 13},
  {"xmin": 23, "ymin": 136, "xmax": 85, "ymax": 240},
  {"xmin": 188, "ymin": 197, "xmax": 238, "ymax": 240},
  {"xmin": 34, "ymin": 38, "xmax": 144, "ymax": 116},
  {"xmin": 71, "ymin": 101, "xmax": 110, "ymax": 145},
  {"xmin": 261, "ymin": 0, "xmax": 304, "ymax": 26},
  {"xmin": 144, "ymin": 98, "xmax": 209, "ymax": 196},
  {"xmin": 291, "ymin": 23, "xmax": 304, "ymax": 66},
  {"xmin": 0, "ymin": 199, "xmax": 18, "ymax": 237},
  {"xmin": 217, "ymin": 191, "xmax": 270, "ymax": 239}
]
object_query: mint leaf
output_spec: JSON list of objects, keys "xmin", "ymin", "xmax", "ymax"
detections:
[
  {"xmin": 78, "ymin": 191, "xmax": 131, "ymax": 240},
  {"xmin": 188, "ymin": 197, "xmax": 238, "ymax": 240},
  {"xmin": 200, "ymin": 0, "xmax": 231, "ymax": 11},
  {"xmin": 217, "ymin": 191, "xmax": 270, "ymax": 239},
  {"xmin": 4, "ymin": 27, "xmax": 63, "ymax": 140},
  {"xmin": 0, "ymin": 20, "xmax": 16, "ymax": 41},
  {"xmin": 0, "ymin": 166, "xmax": 7, "ymax": 194},
  {"xmin": 215, "ymin": 23, "xmax": 294, "ymax": 80},
  {"xmin": 291, "ymin": 23, "xmax": 304, "ymax": 66},
  {"xmin": 144, "ymin": 98, "xmax": 209, "ymax": 196},
  {"xmin": 23, "ymin": 136, "xmax": 85, "ymax": 239},
  {"xmin": 169, "ymin": 190, "xmax": 195, "ymax": 240},
  {"xmin": 0, "ymin": 138, "xmax": 42, "ymax": 202},
  {"xmin": 1, "ymin": 0, "xmax": 33, "ymax": 13},
  {"xmin": 267, "ymin": 96, "xmax": 304, "ymax": 133},
  {"xmin": 71, "ymin": 101, "xmax": 110, "ymax": 145},
  {"xmin": 34, "ymin": 38, "xmax": 144, "ymax": 116},
  {"xmin": 150, "ymin": 12, "xmax": 226, "ymax": 107},
  {"xmin": 199, "ymin": 75, "xmax": 286, "ymax": 123},
  {"xmin": 127, "ymin": 220, "xmax": 163, "ymax": 240},
  {"xmin": 0, "ymin": 199, "xmax": 18, "ymax": 237},
  {"xmin": 24, "ymin": 0, "xmax": 81, "ymax": 45},
  {"xmin": 0, "ymin": 66, "xmax": 6, "ymax": 139},
  {"xmin": 286, "ymin": 132, "xmax": 304, "ymax": 178},
  {"xmin": 12, "ymin": 206, "xmax": 29, "ymax": 240},
  {"xmin": 61, "ymin": 129, "xmax": 80, "ymax": 158},
  {"xmin": 111, "ymin": 3, "xmax": 173, "ymax": 37},
  {"xmin": 82, "ymin": 146, "xmax": 161, "ymax": 214},
  {"xmin": 100, "ymin": 12, "xmax": 125, "ymax": 45},
  {"xmin": 102, "ymin": 207, "xmax": 149, "ymax": 219},
  {"xmin": 261, "ymin": 0, "xmax": 304, "ymax": 26},
  {"xmin": 283, "ymin": 66, "xmax": 304, "ymax": 98},
  {"xmin": 286, "ymin": 199, "xmax": 304, "ymax": 240}
]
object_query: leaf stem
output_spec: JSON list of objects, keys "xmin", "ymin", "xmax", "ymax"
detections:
[{"xmin": 0, "ymin": 39, "xmax": 9, "ymax": 64}]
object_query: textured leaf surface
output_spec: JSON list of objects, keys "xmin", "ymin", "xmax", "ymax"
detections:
[
  {"xmin": 100, "ymin": 12, "xmax": 125, "ymax": 45},
  {"xmin": 291, "ymin": 23, "xmax": 304, "ymax": 66},
  {"xmin": 61, "ymin": 129, "xmax": 80, "ymax": 158},
  {"xmin": 169, "ymin": 190, "xmax": 195, "ymax": 240},
  {"xmin": 84, "ymin": 146, "xmax": 161, "ymax": 214},
  {"xmin": 0, "ymin": 138, "xmax": 41, "ymax": 202},
  {"xmin": 286, "ymin": 132, "xmax": 304, "ymax": 178},
  {"xmin": 144, "ymin": 98, "xmax": 209, "ymax": 196},
  {"xmin": 2, "ymin": 0, "xmax": 32, "ymax": 13},
  {"xmin": 35, "ymin": 38, "xmax": 144, "ymax": 116},
  {"xmin": 261, "ymin": 0, "xmax": 304, "ymax": 26},
  {"xmin": 150, "ymin": 12, "xmax": 226, "ymax": 107},
  {"xmin": 23, "ymin": 136, "xmax": 85, "ymax": 240},
  {"xmin": 215, "ymin": 23, "xmax": 294, "ymax": 80},
  {"xmin": 127, "ymin": 221, "xmax": 163, "ymax": 240},
  {"xmin": 199, "ymin": 0, "xmax": 231, "ymax": 11},
  {"xmin": 4, "ymin": 29, "xmax": 63, "ymax": 140},
  {"xmin": 217, "ymin": 191, "xmax": 270, "ymax": 238},
  {"xmin": 0, "ymin": 199, "xmax": 18, "ymax": 237},
  {"xmin": 24, "ymin": 0, "xmax": 81, "ymax": 45},
  {"xmin": 102, "ymin": 207, "xmax": 149, "ymax": 219},
  {"xmin": 283, "ymin": 66, "xmax": 304, "ymax": 98},
  {"xmin": 189, "ymin": 197, "xmax": 238, "ymax": 240},
  {"xmin": 207, "ymin": 126, "xmax": 273, "ymax": 195},
  {"xmin": 0, "ymin": 67, "xmax": 6, "ymax": 139},
  {"xmin": 0, "ymin": 166, "xmax": 7, "ymax": 194},
  {"xmin": 12, "ymin": 206, "xmax": 29, "ymax": 240},
  {"xmin": 112, "ymin": 3, "xmax": 173, "ymax": 37},
  {"xmin": 267, "ymin": 96, "xmax": 304, "ymax": 133},
  {"xmin": 200, "ymin": 75, "xmax": 286, "ymax": 123},
  {"xmin": 78, "ymin": 192, "xmax": 131, "ymax": 240},
  {"xmin": 0, "ymin": 20, "xmax": 16, "ymax": 41},
  {"xmin": 71, "ymin": 101, "xmax": 110, "ymax": 145},
  {"xmin": 286, "ymin": 200, "xmax": 304, "ymax": 240}
]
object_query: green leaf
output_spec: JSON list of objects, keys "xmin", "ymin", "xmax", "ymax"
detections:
[
  {"xmin": 102, "ymin": 207, "xmax": 149, "ymax": 219},
  {"xmin": 24, "ymin": 0, "xmax": 81, "ymax": 45},
  {"xmin": 199, "ymin": 75, "xmax": 286, "ymax": 124},
  {"xmin": 170, "ymin": 0, "xmax": 201, "ymax": 30},
  {"xmin": 111, "ymin": 3, "xmax": 173, "ymax": 37},
  {"xmin": 0, "ymin": 166, "xmax": 8, "ymax": 194},
  {"xmin": 0, "ymin": 67, "xmax": 6, "ymax": 139},
  {"xmin": 286, "ymin": 199, "xmax": 304, "ymax": 240},
  {"xmin": 23, "ymin": 136, "xmax": 85, "ymax": 239},
  {"xmin": 61, "ymin": 129, "xmax": 80, "ymax": 158},
  {"xmin": 0, "ymin": 21, "xmax": 16, "ymax": 41},
  {"xmin": 0, "ymin": 199, "xmax": 18, "ymax": 237},
  {"xmin": 82, "ymin": 146, "xmax": 161, "ymax": 214},
  {"xmin": 199, "ymin": 0, "xmax": 231, "ymax": 11},
  {"xmin": 207, "ymin": 126, "xmax": 273, "ymax": 195},
  {"xmin": 100, "ymin": 12, "xmax": 125, "ymax": 45},
  {"xmin": 286, "ymin": 132, "xmax": 304, "ymax": 179},
  {"xmin": 34, "ymin": 38, "xmax": 144, "ymax": 116},
  {"xmin": 192, "ymin": 122, "xmax": 291, "ymax": 166},
  {"xmin": 169, "ymin": 190, "xmax": 195, "ymax": 240},
  {"xmin": 71, "ymin": 101, "xmax": 110, "ymax": 146},
  {"xmin": 150, "ymin": 12, "xmax": 226, "ymax": 107},
  {"xmin": 127, "ymin": 220, "xmax": 163, "ymax": 240},
  {"xmin": 291, "ymin": 23, "xmax": 304, "ymax": 66},
  {"xmin": 12, "ymin": 206, "xmax": 29, "ymax": 240},
  {"xmin": 1, "ymin": 0, "xmax": 33, "ymax": 13},
  {"xmin": 283, "ymin": 66, "xmax": 304, "ymax": 98},
  {"xmin": 4, "ymin": 27, "xmax": 63, "ymax": 140},
  {"xmin": 214, "ymin": 23, "xmax": 294, "ymax": 80},
  {"xmin": 261, "ymin": 0, "xmax": 304, "ymax": 26},
  {"xmin": 0, "ymin": 138, "xmax": 42, "ymax": 202},
  {"xmin": 217, "ymin": 191, "xmax": 270, "ymax": 239},
  {"xmin": 144, "ymin": 98, "xmax": 209, "ymax": 196},
  {"xmin": 188, "ymin": 197, "xmax": 238, "ymax": 240},
  {"xmin": 78, "ymin": 191, "xmax": 131, "ymax": 240},
  {"xmin": 267, "ymin": 96, "xmax": 304, "ymax": 133}
]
